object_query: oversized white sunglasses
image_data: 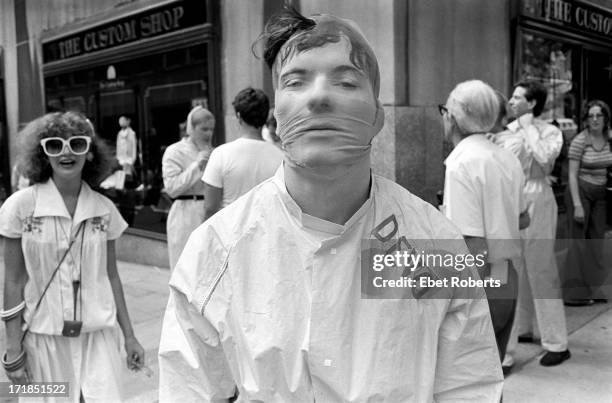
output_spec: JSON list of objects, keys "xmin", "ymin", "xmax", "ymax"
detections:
[{"xmin": 40, "ymin": 136, "xmax": 91, "ymax": 157}]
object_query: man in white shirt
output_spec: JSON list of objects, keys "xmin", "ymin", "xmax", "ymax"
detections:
[
  {"xmin": 495, "ymin": 80, "xmax": 570, "ymax": 367},
  {"xmin": 202, "ymin": 88, "xmax": 283, "ymax": 219},
  {"xmin": 442, "ymin": 80, "xmax": 525, "ymax": 364},
  {"xmin": 159, "ymin": 8, "xmax": 503, "ymax": 402}
]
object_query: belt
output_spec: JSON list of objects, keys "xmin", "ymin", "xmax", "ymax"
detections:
[{"xmin": 174, "ymin": 195, "xmax": 204, "ymax": 201}]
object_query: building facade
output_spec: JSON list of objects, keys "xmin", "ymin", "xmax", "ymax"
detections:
[{"xmin": 1, "ymin": 0, "xmax": 611, "ymax": 265}]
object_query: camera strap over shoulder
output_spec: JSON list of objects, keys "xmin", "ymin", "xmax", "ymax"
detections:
[{"xmin": 20, "ymin": 221, "xmax": 85, "ymax": 344}]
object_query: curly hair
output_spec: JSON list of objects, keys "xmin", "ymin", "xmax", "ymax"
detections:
[
  {"xmin": 582, "ymin": 99, "xmax": 611, "ymax": 132},
  {"xmin": 18, "ymin": 112, "xmax": 113, "ymax": 187},
  {"xmin": 232, "ymin": 88, "xmax": 270, "ymax": 129}
]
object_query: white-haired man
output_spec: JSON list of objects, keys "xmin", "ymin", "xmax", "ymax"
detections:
[
  {"xmin": 158, "ymin": 8, "xmax": 503, "ymax": 402},
  {"xmin": 441, "ymin": 80, "xmax": 526, "ymax": 367}
]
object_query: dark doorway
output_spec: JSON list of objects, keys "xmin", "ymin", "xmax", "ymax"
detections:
[{"xmin": 584, "ymin": 50, "xmax": 612, "ymax": 113}]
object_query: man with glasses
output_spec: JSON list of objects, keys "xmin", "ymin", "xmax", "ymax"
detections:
[
  {"xmin": 494, "ymin": 80, "xmax": 570, "ymax": 368},
  {"xmin": 440, "ymin": 80, "xmax": 525, "ymax": 369}
]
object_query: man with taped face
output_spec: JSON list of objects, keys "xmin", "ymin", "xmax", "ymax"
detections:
[
  {"xmin": 158, "ymin": 7, "xmax": 503, "ymax": 402},
  {"xmin": 272, "ymin": 17, "xmax": 384, "ymax": 174}
]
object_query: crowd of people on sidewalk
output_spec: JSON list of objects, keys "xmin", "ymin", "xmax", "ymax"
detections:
[{"xmin": 0, "ymin": 5, "xmax": 611, "ymax": 403}]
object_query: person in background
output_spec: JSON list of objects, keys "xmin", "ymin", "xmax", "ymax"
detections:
[
  {"xmin": 179, "ymin": 121, "xmax": 188, "ymax": 139},
  {"xmin": 498, "ymin": 80, "xmax": 570, "ymax": 368},
  {"xmin": 158, "ymin": 8, "xmax": 502, "ymax": 401},
  {"xmin": 0, "ymin": 112, "xmax": 144, "ymax": 401},
  {"xmin": 202, "ymin": 88, "xmax": 283, "ymax": 220},
  {"xmin": 563, "ymin": 99, "xmax": 612, "ymax": 305},
  {"xmin": 442, "ymin": 80, "xmax": 526, "ymax": 379},
  {"xmin": 10, "ymin": 161, "xmax": 30, "ymax": 193},
  {"xmin": 162, "ymin": 106, "xmax": 214, "ymax": 270},
  {"xmin": 262, "ymin": 111, "xmax": 281, "ymax": 146},
  {"xmin": 116, "ymin": 115, "xmax": 137, "ymax": 184}
]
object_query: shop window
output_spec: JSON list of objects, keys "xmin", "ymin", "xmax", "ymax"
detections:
[
  {"xmin": 189, "ymin": 46, "xmax": 206, "ymax": 63},
  {"xmin": 57, "ymin": 73, "xmax": 71, "ymax": 88},
  {"xmin": 164, "ymin": 48, "xmax": 188, "ymax": 69},
  {"xmin": 73, "ymin": 69, "xmax": 92, "ymax": 86},
  {"xmin": 45, "ymin": 76, "xmax": 58, "ymax": 92},
  {"xmin": 515, "ymin": 31, "xmax": 579, "ymax": 127},
  {"xmin": 63, "ymin": 96, "xmax": 86, "ymax": 113},
  {"xmin": 46, "ymin": 98, "xmax": 64, "ymax": 112}
]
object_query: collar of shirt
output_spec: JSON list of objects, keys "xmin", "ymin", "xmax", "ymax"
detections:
[
  {"xmin": 444, "ymin": 133, "xmax": 488, "ymax": 167},
  {"xmin": 270, "ymin": 164, "xmax": 374, "ymax": 236},
  {"xmin": 506, "ymin": 119, "xmax": 520, "ymax": 133},
  {"xmin": 33, "ymin": 179, "xmax": 111, "ymax": 224},
  {"xmin": 118, "ymin": 128, "xmax": 133, "ymax": 137},
  {"xmin": 180, "ymin": 137, "xmax": 199, "ymax": 153},
  {"xmin": 506, "ymin": 113, "xmax": 546, "ymax": 133}
]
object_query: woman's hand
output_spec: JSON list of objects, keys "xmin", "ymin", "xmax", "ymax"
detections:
[
  {"xmin": 124, "ymin": 336, "xmax": 145, "ymax": 371},
  {"xmin": 6, "ymin": 367, "xmax": 29, "ymax": 384},
  {"xmin": 5, "ymin": 349, "xmax": 29, "ymax": 384},
  {"xmin": 573, "ymin": 204, "xmax": 585, "ymax": 224},
  {"xmin": 197, "ymin": 149, "xmax": 212, "ymax": 170}
]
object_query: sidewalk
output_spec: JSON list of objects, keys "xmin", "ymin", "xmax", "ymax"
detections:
[
  {"xmin": 504, "ymin": 303, "xmax": 612, "ymax": 402},
  {"xmin": 117, "ymin": 261, "xmax": 169, "ymax": 403}
]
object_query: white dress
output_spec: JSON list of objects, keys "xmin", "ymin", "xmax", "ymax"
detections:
[
  {"xmin": 161, "ymin": 138, "xmax": 209, "ymax": 270},
  {"xmin": 0, "ymin": 179, "xmax": 128, "ymax": 402}
]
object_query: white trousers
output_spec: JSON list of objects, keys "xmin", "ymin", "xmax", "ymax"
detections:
[
  {"xmin": 505, "ymin": 184, "xmax": 568, "ymax": 361},
  {"xmin": 23, "ymin": 328, "xmax": 123, "ymax": 403},
  {"xmin": 166, "ymin": 199, "xmax": 205, "ymax": 270}
]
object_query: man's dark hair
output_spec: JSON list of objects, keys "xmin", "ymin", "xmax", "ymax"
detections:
[
  {"xmin": 259, "ymin": 5, "xmax": 316, "ymax": 70},
  {"xmin": 515, "ymin": 80, "xmax": 548, "ymax": 117},
  {"xmin": 232, "ymin": 88, "xmax": 270, "ymax": 129},
  {"xmin": 256, "ymin": 5, "xmax": 380, "ymax": 97}
]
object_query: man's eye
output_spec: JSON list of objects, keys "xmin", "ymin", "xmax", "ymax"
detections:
[
  {"xmin": 283, "ymin": 79, "xmax": 303, "ymax": 88},
  {"xmin": 340, "ymin": 81, "xmax": 358, "ymax": 88}
]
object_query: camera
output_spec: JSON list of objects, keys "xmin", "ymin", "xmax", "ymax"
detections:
[{"xmin": 61, "ymin": 320, "xmax": 83, "ymax": 338}]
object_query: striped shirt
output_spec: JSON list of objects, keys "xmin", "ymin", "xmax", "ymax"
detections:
[{"xmin": 568, "ymin": 130, "xmax": 612, "ymax": 186}]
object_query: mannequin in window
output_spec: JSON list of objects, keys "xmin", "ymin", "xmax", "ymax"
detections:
[{"xmin": 116, "ymin": 116, "xmax": 137, "ymax": 186}]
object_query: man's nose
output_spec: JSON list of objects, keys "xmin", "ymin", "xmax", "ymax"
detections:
[{"xmin": 306, "ymin": 77, "xmax": 333, "ymax": 113}]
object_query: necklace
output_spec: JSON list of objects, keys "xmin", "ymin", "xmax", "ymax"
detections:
[{"xmin": 588, "ymin": 129, "xmax": 606, "ymax": 152}]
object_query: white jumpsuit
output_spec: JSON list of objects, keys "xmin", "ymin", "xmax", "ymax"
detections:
[
  {"xmin": 162, "ymin": 138, "xmax": 210, "ymax": 270},
  {"xmin": 497, "ymin": 117, "xmax": 569, "ymax": 359},
  {"xmin": 158, "ymin": 167, "xmax": 503, "ymax": 402}
]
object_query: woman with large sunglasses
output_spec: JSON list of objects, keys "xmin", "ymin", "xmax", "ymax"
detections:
[
  {"xmin": 0, "ymin": 112, "xmax": 144, "ymax": 401},
  {"xmin": 564, "ymin": 100, "xmax": 612, "ymax": 306}
]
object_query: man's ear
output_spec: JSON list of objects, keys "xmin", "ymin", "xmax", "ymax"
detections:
[{"xmin": 527, "ymin": 98, "xmax": 537, "ymax": 112}]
